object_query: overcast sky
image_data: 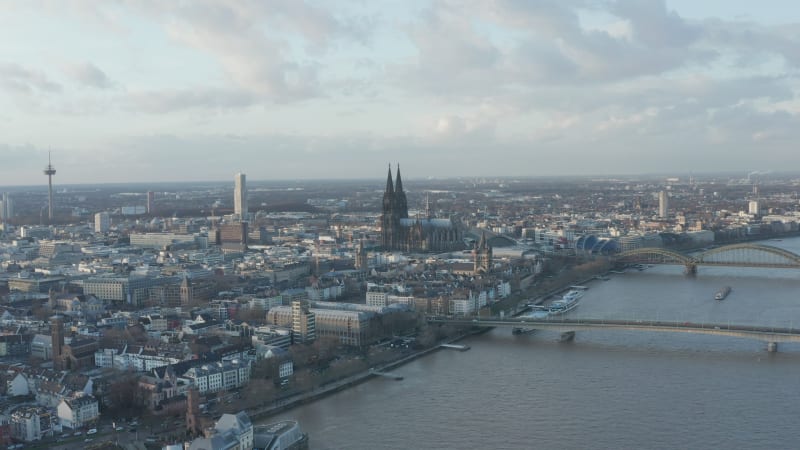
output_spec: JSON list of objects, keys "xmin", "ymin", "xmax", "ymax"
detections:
[{"xmin": 1, "ymin": 0, "xmax": 799, "ymax": 185}]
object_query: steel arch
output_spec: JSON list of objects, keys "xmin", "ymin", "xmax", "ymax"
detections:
[
  {"xmin": 615, "ymin": 248, "xmax": 694, "ymax": 265},
  {"xmin": 697, "ymin": 243, "xmax": 800, "ymax": 265}
]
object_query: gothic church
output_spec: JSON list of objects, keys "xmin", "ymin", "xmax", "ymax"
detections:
[{"xmin": 380, "ymin": 166, "xmax": 465, "ymax": 253}]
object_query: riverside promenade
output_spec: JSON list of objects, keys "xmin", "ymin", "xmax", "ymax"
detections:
[{"xmin": 248, "ymin": 332, "xmax": 479, "ymax": 422}]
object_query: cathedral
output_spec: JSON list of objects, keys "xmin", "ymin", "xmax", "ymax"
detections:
[{"xmin": 380, "ymin": 166, "xmax": 465, "ymax": 253}]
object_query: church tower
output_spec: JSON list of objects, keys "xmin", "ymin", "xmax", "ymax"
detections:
[
  {"xmin": 394, "ymin": 165, "xmax": 408, "ymax": 219},
  {"xmin": 381, "ymin": 165, "xmax": 397, "ymax": 250},
  {"xmin": 51, "ymin": 315, "xmax": 65, "ymax": 370},
  {"xmin": 379, "ymin": 165, "xmax": 463, "ymax": 253},
  {"xmin": 474, "ymin": 232, "xmax": 492, "ymax": 274},
  {"xmin": 186, "ymin": 387, "xmax": 201, "ymax": 436},
  {"xmin": 355, "ymin": 240, "xmax": 368, "ymax": 270},
  {"xmin": 180, "ymin": 276, "xmax": 194, "ymax": 306}
]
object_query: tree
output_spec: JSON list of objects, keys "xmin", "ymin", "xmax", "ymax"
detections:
[
  {"xmin": 105, "ymin": 375, "xmax": 141, "ymax": 416},
  {"xmin": 252, "ymin": 358, "xmax": 277, "ymax": 379},
  {"xmin": 310, "ymin": 337, "xmax": 338, "ymax": 369}
]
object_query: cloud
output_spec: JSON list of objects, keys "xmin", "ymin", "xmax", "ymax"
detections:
[
  {"xmin": 0, "ymin": 62, "xmax": 62, "ymax": 95},
  {"xmin": 399, "ymin": 0, "xmax": 717, "ymax": 97},
  {"xmin": 155, "ymin": 0, "xmax": 370, "ymax": 103},
  {"xmin": 609, "ymin": 0, "xmax": 702, "ymax": 48},
  {"xmin": 126, "ymin": 88, "xmax": 257, "ymax": 113},
  {"xmin": 1, "ymin": 0, "xmax": 800, "ymax": 181},
  {"xmin": 63, "ymin": 62, "xmax": 113, "ymax": 89}
]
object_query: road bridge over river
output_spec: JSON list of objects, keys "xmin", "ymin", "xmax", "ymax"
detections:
[{"xmin": 427, "ymin": 316, "xmax": 800, "ymax": 351}]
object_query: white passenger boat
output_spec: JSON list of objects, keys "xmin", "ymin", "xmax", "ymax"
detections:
[{"xmin": 548, "ymin": 290, "xmax": 583, "ymax": 314}]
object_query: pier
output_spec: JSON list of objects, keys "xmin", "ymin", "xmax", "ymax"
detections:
[
  {"xmin": 369, "ymin": 369, "xmax": 404, "ymax": 380},
  {"xmin": 440, "ymin": 343, "xmax": 471, "ymax": 351}
]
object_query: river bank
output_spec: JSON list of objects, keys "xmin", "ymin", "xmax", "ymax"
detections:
[
  {"xmin": 247, "ymin": 329, "xmax": 484, "ymax": 422},
  {"xmin": 248, "ymin": 270, "xmax": 607, "ymax": 423}
]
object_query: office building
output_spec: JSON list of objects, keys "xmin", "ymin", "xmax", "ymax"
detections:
[
  {"xmin": 268, "ymin": 303, "xmax": 376, "ymax": 346},
  {"xmin": 129, "ymin": 232, "xmax": 201, "ymax": 250},
  {"xmin": 291, "ymin": 301, "xmax": 316, "ymax": 344},
  {"xmin": 749, "ymin": 200, "xmax": 760, "ymax": 215},
  {"xmin": 215, "ymin": 222, "xmax": 248, "ymax": 249},
  {"xmin": 94, "ymin": 212, "xmax": 110, "ymax": 233},
  {"xmin": 658, "ymin": 190, "xmax": 669, "ymax": 219},
  {"xmin": 83, "ymin": 275, "xmax": 177, "ymax": 306},
  {"xmin": 0, "ymin": 192, "xmax": 13, "ymax": 222},
  {"xmin": 234, "ymin": 172, "xmax": 247, "ymax": 220},
  {"xmin": 146, "ymin": 191, "xmax": 155, "ymax": 214}
]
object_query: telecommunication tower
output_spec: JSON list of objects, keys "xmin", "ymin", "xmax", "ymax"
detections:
[{"xmin": 43, "ymin": 152, "xmax": 56, "ymax": 222}]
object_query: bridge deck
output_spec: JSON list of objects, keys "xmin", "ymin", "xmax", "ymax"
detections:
[{"xmin": 427, "ymin": 317, "xmax": 800, "ymax": 343}]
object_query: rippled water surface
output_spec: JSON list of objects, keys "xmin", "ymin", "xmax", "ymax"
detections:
[{"xmin": 267, "ymin": 238, "xmax": 800, "ymax": 449}]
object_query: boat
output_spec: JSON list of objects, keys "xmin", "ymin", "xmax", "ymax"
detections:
[
  {"xmin": 561, "ymin": 289, "xmax": 584, "ymax": 302},
  {"xmin": 527, "ymin": 310, "xmax": 551, "ymax": 319},
  {"xmin": 715, "ymin": 286, "xmax": 732, "ymax": 301},
  {"xmin": 548, "ymin": 290, "xmax": 583, "ymax": 314},
  {"xmin": 512, "ymin": 327, "xmax": 537, "ymax": 335}
]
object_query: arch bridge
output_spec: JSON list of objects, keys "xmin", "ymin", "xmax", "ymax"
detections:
[{"xmin": 613, "ymin": 243, "xmax": 800, "ymax": 274}]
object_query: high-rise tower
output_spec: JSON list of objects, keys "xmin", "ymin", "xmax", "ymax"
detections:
[
  {"xmin": 44, "ymin": 152, "xmax": 56, "ymax": 222},
  {"xmin": 0, "ymin": 192, "xmax": 12, "ymax": 222},
  {"xmin": 146, "ymin": 191, "xmax": 155, "ymax": 214},
  {"xmin": 658, "ymin": 190, "xmax": 669, "ymax": 219},
  {"xmin": 234, "ymin": 172, "xmax": 247, "ymax": 220}
]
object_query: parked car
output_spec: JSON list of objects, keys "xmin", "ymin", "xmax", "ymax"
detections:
[{"xmin": 87, "ymin": 428, "xmax": 97, "ymax": 435}]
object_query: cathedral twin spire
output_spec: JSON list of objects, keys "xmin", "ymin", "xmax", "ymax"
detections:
[
  {"xmin": 384, "ymin": 164, "xmax": 408, "ymax": 219},
  {"xmin": 380, "ymin": 164, "xmax": 463, "ymax": 252},
  {"xmin": 385, "ymin": 164, "xmax": 405, "ymax": 194},
  {"xmin": 385, "ymin": 165, "xmax": 394, "ymax": 194}
]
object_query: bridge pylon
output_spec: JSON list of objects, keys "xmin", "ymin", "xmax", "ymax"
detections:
[
  {"xmin": 559, "ymin": 331, "xmax": 576, "ymax": 342},
  {"xmin": 684, "ymin": 262, "xmax": 697, "ymax": 276},
  {"xmin": 767, "ymin": 342, "xmax": 778, "ymax": 353}
]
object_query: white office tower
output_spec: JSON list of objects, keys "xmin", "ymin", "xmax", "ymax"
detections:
[
  {"xmin": 94, "ymin": 212, "xmax": 110, "ymax": 233},
  {"xmin": 0, "ymin": 192, "xmax": 12, "ymax": 222},
  {"xmin": 234, "ymin": 172, "xmax": 248, "ymax": 220},
  {"xmin": 748, "ymin": 200, "xmax": 760, "ymax": 215},
  {"xmin": 658, "ymin": 190, "xmax": 669, "ymax": 218}
]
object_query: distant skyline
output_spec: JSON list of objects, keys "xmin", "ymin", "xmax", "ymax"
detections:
[{"xmin": 1, "ymin": 1, "xmax": 799, "ymax": 185}]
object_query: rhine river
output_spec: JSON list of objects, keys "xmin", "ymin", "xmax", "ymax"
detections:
[{"xmin": 269, "ymin": 237, "xmax": 800, "ymax": 449}]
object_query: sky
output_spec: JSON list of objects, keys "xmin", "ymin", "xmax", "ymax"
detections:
[{"xmin": 1, "ymin": 0, "xmax": 799, "ymax": 185}]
